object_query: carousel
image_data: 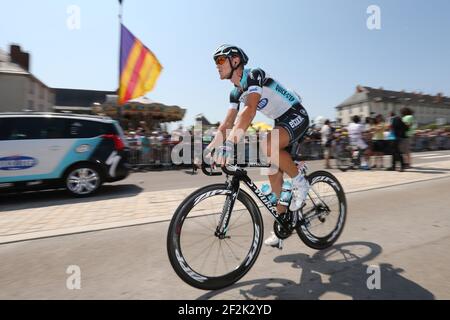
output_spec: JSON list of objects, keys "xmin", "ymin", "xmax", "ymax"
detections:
[{"xmin": 93, "ymin": 95, "xmax": 186, "ymax": 131}]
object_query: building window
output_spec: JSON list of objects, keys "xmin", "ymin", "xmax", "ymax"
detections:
[
  {"xmin": 28, "ymin": 100, "xmax": 34, "ymax": 110},
  {"xmin": 29, "ymin": 80, "xmax": 34, "ymax": 94},
  {"xmin": 349, "ymin": 108, "xmax": 352, "ymax": 115}
]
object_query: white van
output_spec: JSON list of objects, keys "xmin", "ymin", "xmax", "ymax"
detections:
[{"xmin": 0, "ymin": 113, "xmax": 130, "ymax": 196}]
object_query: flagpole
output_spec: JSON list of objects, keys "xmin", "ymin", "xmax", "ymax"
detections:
[{"xmin": 118, "ymin": 0, "xmax": 123, "ymax": 125}]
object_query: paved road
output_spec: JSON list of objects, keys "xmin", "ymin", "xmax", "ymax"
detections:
[
  {"xmin": 115, "ymin": 150, "xmax": 450, "ymax": 192},
  {"xmin": 1, "ymin": 176, "xmax": 449, "ymax": 299},
  {"xmin": 1, "ymin": 151, "xmax": 449, "ymax": 204}
]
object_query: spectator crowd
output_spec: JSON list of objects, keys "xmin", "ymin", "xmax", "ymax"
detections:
[
  {"xmin": 320, "ymin": 107, "xmax": 450, "ymax": 171},
  {"xmin": 122, "ymin": 112, "xmax": 450, "ymax": 171}
]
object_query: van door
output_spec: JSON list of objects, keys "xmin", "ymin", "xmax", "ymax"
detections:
[{"xmin": 0, "ymin": 117, "xmax": 70, "ymax": 183}]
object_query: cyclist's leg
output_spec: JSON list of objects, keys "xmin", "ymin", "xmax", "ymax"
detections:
[
  {"xmin": 263, "ymin": 126, "xmax": 299, "ymax": 248},
  {"xmin": 264, "ymin": 128, "xmax": 297, "ymax": 214},
  {"xmin": 273, "ymin": 106, "xmax": 311, "ymax": 210},
  {"xmin": 267, "ymin": 168, "xmax": 284, "ymax": 211},
  {"xmin": 264, "ymin": 105, "xmax": 311, "ymax": 247},
  {"xmin": 263, "ymin": 127, "xmax": 298, "ymax": 178}
]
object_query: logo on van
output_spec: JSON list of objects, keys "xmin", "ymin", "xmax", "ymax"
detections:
[{"xmin": 0, "ymin": 156, "xmax": 38, "ymax": 171}]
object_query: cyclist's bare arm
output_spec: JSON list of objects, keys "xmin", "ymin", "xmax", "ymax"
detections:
[
  {"xmin": 226, "ymin": 93, "xmax": 260, "ymax": 144},
  {"xmin": 207, "ymin": 108, "xmax": 238, "ymax": 151}
]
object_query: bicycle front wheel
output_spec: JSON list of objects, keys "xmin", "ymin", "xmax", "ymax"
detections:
[{"xmin": 167, "ymin": 184, "xmax": 263, "ymax": 291}]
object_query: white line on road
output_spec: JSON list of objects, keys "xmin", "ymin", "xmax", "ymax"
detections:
[
  {"xmin": 420, "ymin": 155, "xmax": 450, "ymax": 160},
  {"xmin": 412, "ymin": 153, "xmax": 441, "ymax": 158}
]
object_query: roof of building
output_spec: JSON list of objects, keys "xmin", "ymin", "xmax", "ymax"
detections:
[
  {"xmin": 337, "ymin": 86, "xmax": 450, "ymax": 109},
  {"xmin": 0, "ymin": 48, "xmax": 52, "ymax": 91},
  {"xmin": 54, "ymin": 88, "xmax": 116, "ymax": 108},
  {"xmin": 195, "ymin": 114, "xmax": 212, "ymax": 126},
  {"xmin": 0, "ymin": 48, "xmax": 29, "ymax": 75}
]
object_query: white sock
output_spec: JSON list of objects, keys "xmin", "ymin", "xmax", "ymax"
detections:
[{"xmin": 292, "ymin": 172, "xmax": 305, "ymax": 185}]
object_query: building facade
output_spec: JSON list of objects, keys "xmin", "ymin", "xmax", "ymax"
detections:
[
  {"xmin": 53, "ymin": 88, "xmax": 116, "ymax": 114},
  {"xmin": 0, "ymin": 45, "xmax": 54, "ymax": 112},
  {"xmin": 336, "ymin": 86, "xmax": 450, "ymax": 125}
]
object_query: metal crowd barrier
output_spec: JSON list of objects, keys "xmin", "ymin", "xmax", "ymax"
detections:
[
  {"xmin": 126, "ymin": 136, "xmax": 449, "ymax": 171},
  {"xmin": 128, "ymin": 142, "xmax": 179, "ymax": 171},
  {"xmin": 411, "ymin": 136, "xmax": 450, "ymax": 152},
  {"xmin": 298, "ymin": 140, "xmax": 324, "ymax": 160}
]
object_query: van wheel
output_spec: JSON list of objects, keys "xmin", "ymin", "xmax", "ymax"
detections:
[{"xmin": 65, "ymin": 164, "xmax": 103, "ymax": 197}]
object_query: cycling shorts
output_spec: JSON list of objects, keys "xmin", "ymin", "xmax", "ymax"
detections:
[{"xmin": 274, "ymin": 103, "xmax": 310, "ymax": 146}]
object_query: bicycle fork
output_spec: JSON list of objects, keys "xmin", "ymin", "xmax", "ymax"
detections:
[{"xmin": 215, "ymin": 176, "xmax": 240, "ymax": 239}]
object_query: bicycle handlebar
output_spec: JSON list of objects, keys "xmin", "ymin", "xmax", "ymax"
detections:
[
  {"xmin": 201, "ymin": 164, "xmax": 223, "ymax": 176},
  {"xmin": 200, "ymin": 164, "xmax": 245, "ymax": 177},
  {"xmin": 200, "ymin": 162, "xmax": 271, "ymax": 177}
]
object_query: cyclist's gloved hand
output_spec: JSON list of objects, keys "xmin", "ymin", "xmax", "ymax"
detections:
[
  {"xmin": 201, "ymin": 147, "xmax": 215, "ymax": 168},
  {"xmin": 214, "ymin": 141, "xmax": 235, "ymax": 167}
]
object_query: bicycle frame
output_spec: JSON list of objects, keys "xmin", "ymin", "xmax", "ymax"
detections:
[
  {"xmin": 211, "ymin": 166, "xmax": 294, "ymax": 237},
  {"xmin": 208, "ymin": 164, "xmax": 334, "ymax": 239}
]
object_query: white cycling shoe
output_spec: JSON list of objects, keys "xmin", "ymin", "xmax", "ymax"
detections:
[
  {"xmin": 264, "ymin": 232, "xmax": 283, "ymax": 249},
  {"xmin": 289, "ymin": 178, "xmax": 310, "ymax": 212}
]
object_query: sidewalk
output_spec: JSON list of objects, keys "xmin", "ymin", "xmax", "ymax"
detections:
[{"xmin": 1, "ymin": 160, "xmax": 450, "ymax": 244}]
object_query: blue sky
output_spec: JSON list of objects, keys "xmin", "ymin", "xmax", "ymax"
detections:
[{"xmin": 1, "ymin": 0, "xmax": 449, "ymax": 129}]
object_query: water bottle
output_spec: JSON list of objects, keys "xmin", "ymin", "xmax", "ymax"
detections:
[
  {"xmin": 279, "ymin": 180, "xmax": 293, "ymax": 206},
  {"xmin": 267, "ymin": 192, "xmax": 278, "ymax": 206},
  {"xmin": 261, "ymin": 183, "xmax": 278, "ymax": 206},
  {"xmin": 261, "ymin": 183, "xmax": 272, "ymax": 195}
]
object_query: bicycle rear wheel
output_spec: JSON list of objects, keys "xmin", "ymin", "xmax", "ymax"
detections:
[
  {"xmin": 167, "ymin": 184, "xmax": 263, "ymax": 290},
  {"xmin": 296, "ymin": 171, "xmax": 347, "ymax": 250}
]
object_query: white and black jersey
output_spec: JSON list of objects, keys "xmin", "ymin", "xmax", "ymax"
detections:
[
  {"xmin": 229, "ymin": 68, "xmax": 303, "ymax": 120},
  {"xmin": 229, "ymin": 67, "xmax": 310, "ymax": 145}
]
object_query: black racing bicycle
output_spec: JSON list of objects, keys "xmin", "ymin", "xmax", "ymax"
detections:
[{"xmin": 167, "ymin": 138, "xmax": 347, "ymax": 291}]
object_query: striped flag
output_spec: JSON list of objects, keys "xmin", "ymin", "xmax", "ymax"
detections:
[{"xmin": 119, "ymin": 24, "xmax": 162, "ymax": 105}]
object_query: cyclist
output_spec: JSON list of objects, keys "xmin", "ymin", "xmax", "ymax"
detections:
[
  {"xmin": 347, "ymin": 115, "xmax": 371, "ymax": 170},
  {"xmin": 205, "ymin": 44, "xmax": 311, "ymax": 248}
]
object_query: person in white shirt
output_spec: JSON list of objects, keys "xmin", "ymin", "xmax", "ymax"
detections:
[
  {"xmin": 347, "ymin": 115, "xmax": 370, "ymax": 170},
  {"xmin": 320, "ymin": 120, "xmax": 333, "ymax": 169}
]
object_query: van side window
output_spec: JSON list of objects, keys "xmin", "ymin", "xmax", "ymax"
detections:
[
  {"xmin": 41, "ymin": 118, "xmax": 66, "ymax": 139},
  {"xmin": 0, "ymin": 118, "xmax": 13, "ymax": 140},
  {"xmin": 0, "ymin": 118, "xmax": 46, "ymax": 140},
  {"xmin": 0, "ymin": 118, "xmax": 68, "ymax": 140},
  {"xmin": 66, "ymin": 120, "xmax": 105, "ymax": 138}
]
